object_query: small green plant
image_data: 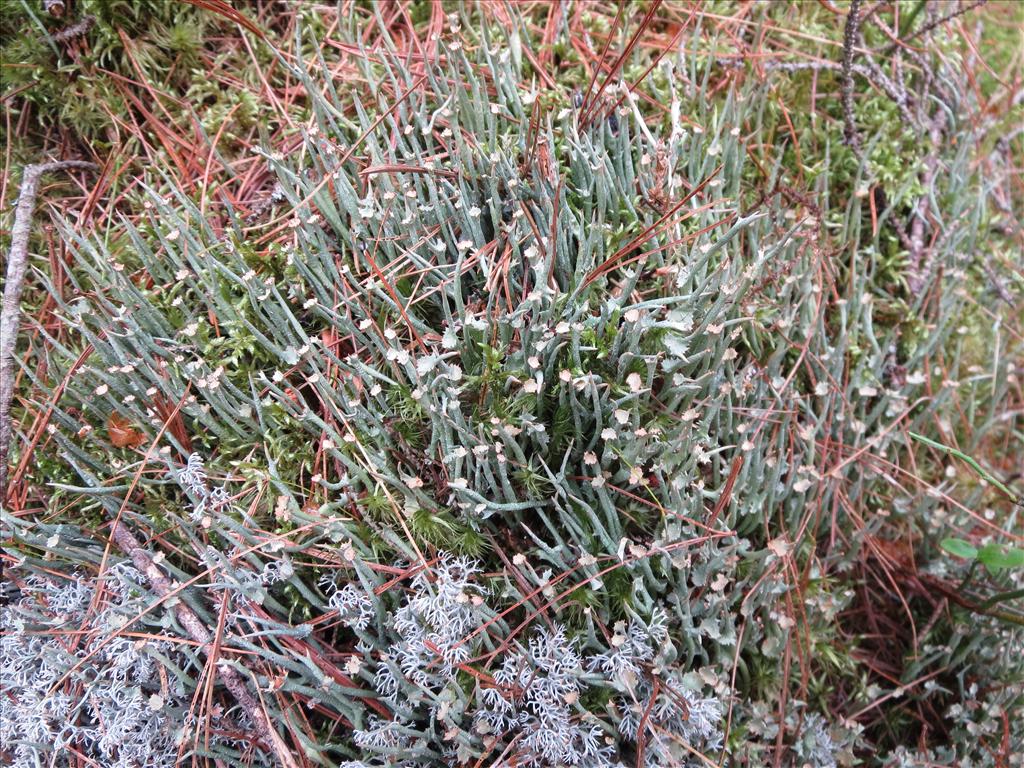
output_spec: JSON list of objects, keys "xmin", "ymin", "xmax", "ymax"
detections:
[{"xmin": 941, "ymin": 538, "xmax": 1024, "ymax": 571}]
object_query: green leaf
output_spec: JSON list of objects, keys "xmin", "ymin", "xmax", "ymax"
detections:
[
  {"xmin": 940, "ymin": 538, "xmax": 978, "ymax": 560},
  {"xmin": 977, "ymin": 544, "xmax": 1024, "ymax": 571}
]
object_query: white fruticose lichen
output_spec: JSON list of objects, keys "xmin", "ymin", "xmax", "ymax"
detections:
[
  {"xmin": 0, "ymin": 567, "xmax": 261, "ymax": 767},
  {"xmin": 175, "ymin": 452, "xmax": 230, "ymax": 520},
  {"xmin": 338, "ymin": 554, "xmax": 724, "ymax": 768},
  {"xmin": 370, "ymin": 554, "xmax": 487, "ymax": 704}
]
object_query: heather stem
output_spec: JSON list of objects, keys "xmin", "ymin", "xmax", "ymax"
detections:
[{"xmin": 841, "ymin": 0, "xmax": 863, "ymax": 150}]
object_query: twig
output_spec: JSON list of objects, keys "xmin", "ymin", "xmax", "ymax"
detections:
[
  {"xmin": 0, "ymin": 160, "xmax": 95, "ymax": 505},
  {"xmin": 840, "ymin": 0, "xmax": 863, "ymax": 150},
  {"xmin": 983, "ymin": 262, "xmax": 1015, "ymax": 305},
  {"xmin": 885, "ymin": 0, "xmax": 988, "ymax": 55},
  {"xmin": 245, "ymin": 180, "xmax": 286, "ymax": 223},
  {"xmin": 51, "ymin": 14, "xmax": 95, "ymax": 43},
  {"xmin": 109, "ymin": 519, "xmax": 300, "ymax": 768},
  {"xmin": 916, "ymin": 572, "xmax": 1024, "ymax": 628},
  {"xmin": 716, "ymin": 57, "xmax": 919, "ymax": 120},
  {"xmin": 857, "ymin": 53, "xmax": 914, "ymax": 124}
]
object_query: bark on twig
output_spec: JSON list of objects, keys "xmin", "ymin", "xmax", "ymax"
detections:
[
  {"xmin": 51, "ymin": 15, "xmax": 95, "ymax": 43},
  {"xmin": 1, "ymin": 161, "xmax": 96, "ymax": 505},
  {"xmin": 109, "ymin": 520, "xmax": 300, "ymax": 768},
  {"xmin": 246, "ymin": 181, "xmax": 286, "ymax": 223},
  {"xmin": 841, "ymin": 0, "xmax": 864, "ymax": 150}
]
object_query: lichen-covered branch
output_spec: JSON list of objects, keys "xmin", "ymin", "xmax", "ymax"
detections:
[
  {"xmin": 108, "ymin": 519, "xmax": 299, "ymax": 768},
  {"xmin": 0, "ymin": 160, "xmax": 95, "ymax": 504}
]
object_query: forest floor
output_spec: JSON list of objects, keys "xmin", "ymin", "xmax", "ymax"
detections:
[{"xmin": 2, "ymin": 2, "xmax": 1022, "ymax": 767}]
